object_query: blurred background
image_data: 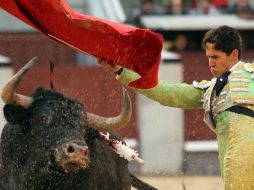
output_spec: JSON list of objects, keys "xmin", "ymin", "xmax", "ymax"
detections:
[{"xmin": 1, "ymin": 0, "xmax": 254, "ymax": 189}]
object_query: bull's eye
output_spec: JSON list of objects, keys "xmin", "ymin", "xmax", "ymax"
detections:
[
  {"xmin": 62, "ymin": 115, "xmax": 67, "ymax": 120},
  {"xmin": 40, "ymin": 115, "xmax": 51, "ymax": 124}
]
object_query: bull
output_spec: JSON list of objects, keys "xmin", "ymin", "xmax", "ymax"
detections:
[{"xmin": 0, "ymin": 57, "xmax": 157, "ymax": 190}]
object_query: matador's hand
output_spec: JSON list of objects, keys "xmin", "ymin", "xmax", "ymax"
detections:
[{"xmin": 97, "ymin": 57, "xmax": 122, "ymax": 74}]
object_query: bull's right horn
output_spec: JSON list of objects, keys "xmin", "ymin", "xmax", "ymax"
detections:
[
  {"xmin": 86, "ymin": 87, "xmax": 132, "ymax": 131},
  {"xmin": 1, "ymin": 57, "xmax": 37, "ymax": 108}
]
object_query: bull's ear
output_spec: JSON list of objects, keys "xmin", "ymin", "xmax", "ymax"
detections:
[{"xmin": 3, "ymin": 104, "xmax": 27, "ymax": 125}]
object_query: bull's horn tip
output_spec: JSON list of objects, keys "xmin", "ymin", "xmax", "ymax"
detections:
[
  {"xmin": 122, "ymin": 87, "xmax": 128, "ymax": 96},
  {"xmin": 31, "ymin": 56, "xmax": 38, "ymax": 63},
  {"xmin": 25, "ymin": 57, "xmax": 38, "ymax": 68},
  {"xmin": 122, "ymin": 87, "xmax": 131, "ymax": 105}
]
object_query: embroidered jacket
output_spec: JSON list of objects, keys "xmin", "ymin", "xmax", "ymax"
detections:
[
  {"xmin": 116, "ymin": 62, "xmax": 254, "ymax": 189},
  {"xmin": 192, "ymin": 62, "xmax": 254, "ymax": 131}
]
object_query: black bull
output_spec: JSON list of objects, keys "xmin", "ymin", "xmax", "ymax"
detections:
[{"xmin": 0, "ymin": 58, "xmax": 157, "ymax": 190}]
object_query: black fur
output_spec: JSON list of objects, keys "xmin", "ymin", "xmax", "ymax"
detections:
[{"xmin": 0, "ymin": 87, "xmax": 157, "ymax": 190}]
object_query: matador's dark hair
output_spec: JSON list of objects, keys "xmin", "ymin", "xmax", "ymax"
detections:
[{"xmin": 202, "ymin": 25, "xmax": 243, "ymax": 59}]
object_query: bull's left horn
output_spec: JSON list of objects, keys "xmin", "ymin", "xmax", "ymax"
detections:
[
  {"xmin": 87, "ymin": 87, "xmax": 132, "ymax": 131},
  {"xmin": 1, "ymin": 57, "xmax": 37, "ymax": 108}
]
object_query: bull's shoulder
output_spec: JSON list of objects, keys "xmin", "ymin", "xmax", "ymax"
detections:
[
  {"xmin": 0, "ymin": 154, "xmax": 7, "ymax": 190},
  {"xmin": 89, "ymin": 132, "xmax": 128, "ymax": 164},
  {"xmin": 108, "ymin": 132, "xmax": 125, "ymax": 143}
]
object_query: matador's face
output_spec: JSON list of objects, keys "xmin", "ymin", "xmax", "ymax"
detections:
[{"xmin": 205, "ymin": 43, "xmax": 239, "ymax": 77}]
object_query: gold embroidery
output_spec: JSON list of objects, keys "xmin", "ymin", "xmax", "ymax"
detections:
[
  {"xmin": 212, "ymin": 100, "xmax": 226, "ymax": 116},
  {"xmin": 230, "ymin": 73, "xmax": 248, "ymax": 79},
  {"xmin": 223, "ymin": 113, "xmax": 254, "ymax": 189},
  {"xmin": 231, "ymin": 70, "xmax": 242, "ymax": 74},
  {"xmin": 231, "ymin": 94, "xmax": 254, "ymax": 105},
  {"xmin": 230, "ymin": 83, "xmax": 249, "ymax": 90},
  {"xmin": 211, "ymin": 97, "xmax": 217, "ymax": 106},
  {"xmin": 244, "ymin": 63, "xmax": 254, "ymax": 72},
  {"xmin": 242, "ymin": 104, "xmax": 254, "ymax": 110},
  {"xmin": 231, "ymin": 78, "xmax": 250, "ymax": 82},
  {"xmin": 231, "ymin": 88, "xmax": 249, "ymax": 92},
  {"xmin": 221, "ymin": 85, "xmax": 230, "ymax": 92},
  {"xmin": 244, "ymin": 62, "xmax": 254, "ymax": 79},
  {"xmin": 192, "ymin": 79, "xmax": 214, "ymax": 89},
  {"xmin": 220, "ymin": 91, "xmax": 227, "ymax": 96}
]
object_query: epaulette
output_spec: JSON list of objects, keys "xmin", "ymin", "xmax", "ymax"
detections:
[
  {"xmin": 192, "ymin": 79, "xmax": 214, "ymax": 89},
  {"xmin": 244, "ymin": 62, "xmax": 254, "ymax": 79}
]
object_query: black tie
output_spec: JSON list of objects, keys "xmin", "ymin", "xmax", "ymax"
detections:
[{"xmin": 214, "ymin": 71, "xmax": 231, "ymax": 96}]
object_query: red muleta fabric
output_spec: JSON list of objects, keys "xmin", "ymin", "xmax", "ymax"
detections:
[{"xmin": 0, "ymin": 0, "xmax": 163, "ymax": 89}]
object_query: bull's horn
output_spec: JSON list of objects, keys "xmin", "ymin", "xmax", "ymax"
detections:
[
  {"xmin": 87, "ymin": 87, "xmax": 132, "ymax": 131},
  {"xmin": 1, "ymin": 57, "xmax": 37, "ymax": 108}
]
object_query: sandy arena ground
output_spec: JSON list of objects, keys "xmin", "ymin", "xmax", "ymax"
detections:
[{"xmin": 132, "ymin": 176, "xmax": 224, "ymax": 190}]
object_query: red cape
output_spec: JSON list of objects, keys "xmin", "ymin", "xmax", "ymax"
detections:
[{"xmin": 0, "ymin": 0, "xmax": 163, "ymax": 89}]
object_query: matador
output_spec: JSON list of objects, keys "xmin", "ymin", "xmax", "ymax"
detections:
[{"xmin": 98, "ymin": 25, "xmax": 254, "ymax": 189}]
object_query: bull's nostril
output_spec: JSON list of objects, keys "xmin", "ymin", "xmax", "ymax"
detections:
[{"xmin": 67, "ymin": 145, "xmax": 75, "ymax": 154}]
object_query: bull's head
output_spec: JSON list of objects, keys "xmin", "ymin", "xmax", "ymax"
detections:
[
  {"xmin": 1, "ymin": 57, "xmax": 132, "ymax": 175},
  {"xmin": 1, "ymin": 57, "xmax": 132, "ymax": 131}
]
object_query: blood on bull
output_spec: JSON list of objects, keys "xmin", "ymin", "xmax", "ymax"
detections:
[{"xmin": 0, "ymin": 57, "xmax": 157, "ymax": 190}]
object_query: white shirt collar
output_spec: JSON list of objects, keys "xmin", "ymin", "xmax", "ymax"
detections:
[{"xmin": 229, "ymin": 61, "xmax": 241, "ymax": 72}]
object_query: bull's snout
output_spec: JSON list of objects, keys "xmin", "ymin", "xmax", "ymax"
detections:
[
  {"xmin": 55, "ymin": 141, "xmax": 90, "ymax": 173},
  {"xmin": 64, "ymin": 142, "xmax": 89, "ymax": 157}
]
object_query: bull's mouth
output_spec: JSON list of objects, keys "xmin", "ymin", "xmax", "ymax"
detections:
[{"xmin": 60, "ymin": 157, "xmax": 90, "ymax": 173}]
